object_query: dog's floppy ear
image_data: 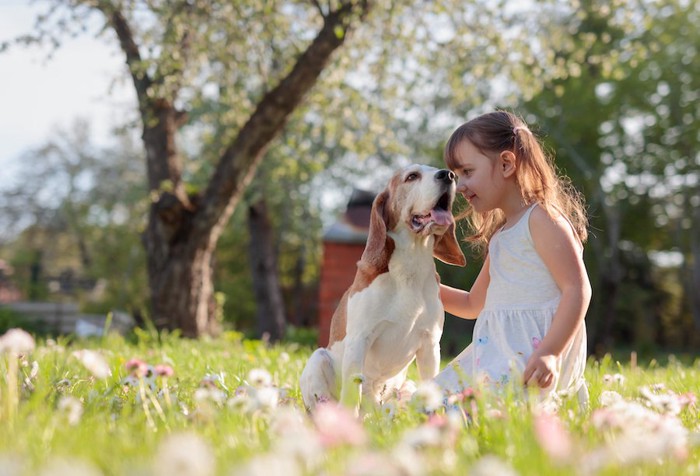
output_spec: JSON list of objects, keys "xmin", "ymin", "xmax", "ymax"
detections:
[
  {"xmin": 360, "ymin": 190, "xmax": 395, "ymax": 271},
  {"xmin": 434, "ymin": 223, "xmax": 466, "ymax": 266}
]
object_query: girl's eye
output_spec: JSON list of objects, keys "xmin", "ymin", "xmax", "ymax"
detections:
[
  {"xmin": 405, "ymin": 172, "xmax": 419, "ymax": 182},
  {"xmin": 462, "ymin": 169, "xmax": 472, "ymax": 177}
]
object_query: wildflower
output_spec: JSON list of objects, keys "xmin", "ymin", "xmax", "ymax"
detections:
[
  {"xmin": 398, "ymin": 424, "xmax": 442, "ymax": 449},
  {"xmin": 599, "ymin": 390, "xmax": 623, "ymax": 407},
  {"xmin": 29, "ymin": 360, "xmax": 39, "ymax": 379},
  {"xmin": 470, "ymin": 455, "xmax": 518, "ymax": 476},
  {"xmin": 125, "ymin": 358, "xmax": 149, "ymax": 377},
  {"xmin": 193, "ymin": 387, "xmax": 227, "ymax": 405},
  {"xmin": 390, "ymin": 444, "xmax": 426, "ymax": 476},
  {"xmin": 678, "ymin": 392, "xmax": 696, "ymax": 409},
  {"xmin": 72, "ymin": 350, "xmax": 112, "ymax": 379},
  {"xmin": 270, "ymin": 407, "xmax": 322, "ymax": 465},
  {"xmin": 585, "ymin": 398, "xmax": 689, "ymax": 471},
  {"xmin": 231, "ymin": 454, "xmax": 301, "ymax": 476},
  {"xmin": 200, "ymin": 373, "xmax": 228, "ymax": 391},
  {"xmin": 250, "ymin": 386, "xmax": 279, "ymax": 411},
  {"xmin": 533, "ymin": 411, "xmax": 573, "ymax": 462},
  {"xmin": 639, "ymin": 386, "xmax": 682, "ymax": 415},
  {"xmin": 312, "ymin": 403, "xmax": 367, "ymax": 448},
  {"xmin": 410, "ymin": 381, "xmax": 444, "ymax": 413},
  {"xmin": 37, "ymin": 457, "xmax": 102, "ymax": 476},
  {"xmin": 154, "ymin": 364, "xmax": 174, "ymax": 378},
  {"xmin": 380, "ymin": 401, "xmax": 397, "ymax": 419},
  {"xmin": 154, "ymin": 432, "xmax": 215, "ymax": 476},
  {"xmin": 347, "ymin": 451, "xmax": 407, "ymax": 476},
  {"xmin": 0, "ymin": 328, "xmax": 35, "ymax": 356},
  {"xmin": 0, "ymin": 453, "xmax": 24, "ymax": 476},
  {"xmin": 57, "ymin": 396, "xmax": 83, "ymax": 426},
  {"xmin": 603, "ymin": 373, "xmax": 625, "ymax": 385},
  {"xmin": 247, "ymin": 368, "xmax": 272, "ymax": 387}
]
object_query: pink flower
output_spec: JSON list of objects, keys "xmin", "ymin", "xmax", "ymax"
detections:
[
  {"xmin": 154, "ymin": 364, "xmax": 174, "ymax": 378},
  {"xmin": 678, "ymin": 392, "xmax": 696, "ymax": 409},
  {"xmin": 125, "ymin": 358, "xmax": 149, "ymax": 377},
  {"xmin": 312, "ymin": 403, "xmax": 367, "ymax": 448},
  {"xmin": 533, "ymin": 412, "xmax": 573, "ymax": 462}
]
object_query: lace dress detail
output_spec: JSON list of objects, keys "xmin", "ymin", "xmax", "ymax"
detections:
[{"xmin": 434, "ymin": 204, "xmax": 588, "ymax": 403}]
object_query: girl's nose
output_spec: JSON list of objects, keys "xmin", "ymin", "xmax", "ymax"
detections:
[{"xmin": 456, "ymin": 179, "xmax": 467, "ymax": 193}]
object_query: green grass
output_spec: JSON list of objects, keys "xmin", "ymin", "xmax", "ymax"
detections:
[{"xmin": 1, "ymin": 329, "xmax": 699, "ymax": 476}]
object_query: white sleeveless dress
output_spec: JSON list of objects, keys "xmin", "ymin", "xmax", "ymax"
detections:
[{"xmin": 434, "ymin": 204, "xmax": 588, "ymax": 404}]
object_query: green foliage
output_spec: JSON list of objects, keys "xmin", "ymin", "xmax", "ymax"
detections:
[
  {"xmin": 1, "ymin": 0, "xmax": 697, "ymax": 347},
  {"xmin": 0, "ymin": 334, "xmax": 698, "ymax": 475},
  {"xmin": 0, "ymin": 307, "xmax": 44, "ymax": 335},
  {"xmin": 518, "ymin": 0, "xmax": 699, "ymax": 351}
]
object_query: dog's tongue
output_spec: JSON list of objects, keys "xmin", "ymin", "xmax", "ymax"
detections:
[{"xmin": 430, "ymin": 208, "xmax": 453, "ymax": 226}]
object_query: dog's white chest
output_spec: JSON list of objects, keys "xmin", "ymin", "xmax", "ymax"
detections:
[{"xmin": 345, "ymin": 262, "xmax": 443, "ymax": 376}]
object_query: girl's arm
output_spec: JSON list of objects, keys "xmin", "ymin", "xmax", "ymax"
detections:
[
  {"xmin": 524, "ymin": 207, "xmax": 592, "ymax": 388},
  {"xmin": 439, "ymin": 255, "xmax": 490, "ymax": 320}
]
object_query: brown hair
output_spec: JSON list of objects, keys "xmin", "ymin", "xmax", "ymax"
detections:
[{"xmin": 444, "ymin": 110, "xmax": 588, "ymax": 254}]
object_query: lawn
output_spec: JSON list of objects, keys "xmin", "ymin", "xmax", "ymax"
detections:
[{"xmin": 0, "ymin": 327, "xmax": 698, "ymax": 476}]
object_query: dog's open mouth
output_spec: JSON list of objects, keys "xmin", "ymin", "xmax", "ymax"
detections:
[{"xmin": 410, "ymin": 192, "xmax": 454, "ymax": 233}]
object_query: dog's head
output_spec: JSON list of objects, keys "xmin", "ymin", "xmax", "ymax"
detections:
[{"xmin": 362, "ymin": 164, "xmax": 466, "ymax": 269}]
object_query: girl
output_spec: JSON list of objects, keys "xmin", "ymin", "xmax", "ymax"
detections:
[{"xmin": 434, "ymin": 111, "xmax": 591, "ymax": 405}]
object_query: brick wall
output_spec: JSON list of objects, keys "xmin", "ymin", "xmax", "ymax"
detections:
[{"xmin": 317, "ymin": 242, "xmax": 365, "ymax": 347}]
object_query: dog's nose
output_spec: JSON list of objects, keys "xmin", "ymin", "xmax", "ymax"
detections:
[{"xmin": 435, "ymin": 169, "xmax": 455, "ymax": 184}]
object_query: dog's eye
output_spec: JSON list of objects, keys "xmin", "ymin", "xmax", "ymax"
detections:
[{"xmin": 405, "ymin": 172, "xmax": 419, "ymax": 182}]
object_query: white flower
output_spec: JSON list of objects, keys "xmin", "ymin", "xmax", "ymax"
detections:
[
  {"xmin": 389, "ymin": 444, "xmax": 426, "ymax": 476},
  {"xmin": 57, "ymin": 396, "xmax": 83, "ymax": 426},
  {"xmin": 251, "ymin": 386, "xmax": 279, "ymax": 411},
  {"xmin": 0, "ymin": 328, "xmax": 35, "ymax": 355},
  {"xmin": 271, "ymin": 408, "xmax": 322, "ymax": 466},
  {"xmin": 193, "ymin": 387, "xmax": 227, "ymax": 405},
  {"xmin": 154, "ymin": 432, "xmax": 215, "ymax": 476},
  {"xmin": 247, "ymin": 368, "xmax": 272, "ymax": 387},
  {"xmin": 29, "ymin": 360, "xmax": 39, "ymax": 379},
  {"xmin": 410, "ymin": 381, "xmax": 444, "ymax": 413},
  {"xmin": 599, "ymin": 390, "xmax": 623, "ymax": 407},
  {"xmin": 639, "ymin": 386, "xmax": 682, "ymax": 416},
  {"xmin": 398, "ymin": 425, "xmax": 442, "ymax": 449},
  {"xmin": 37, "ymin": 457, "xmax": 102, "ymax": 476},
  {"xmin": 584, "ymin": 397, "xmax": 689, "ymax": 471},
  {"xmin": 72, "ymin": 350, "xmax": 112, "ymax": 379},
  {"xmin": 347, "ymin": 451, "xmax": 408, "ymax": 476},
  {"xmin": 380, "ymin": 401, "xmax": 397, "ymax": 419},
  {"xmin": 231, "ymin": 454, "xmax": 301, "ymax": 476},
  {"xmin": 469, "ymin": 455, "xmax": 518, "ymax": 476}
]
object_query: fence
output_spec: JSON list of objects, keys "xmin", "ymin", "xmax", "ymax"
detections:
[{"xmin": 2, "ymin": 301, "xmax": 134, "ymax": 336}]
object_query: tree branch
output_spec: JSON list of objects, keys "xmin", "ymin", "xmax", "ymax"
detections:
[
  {"xmin": 193, "ymin": 0, "xmax": 371, "ymax": 242},
  {"xmin": 95, "ymin": 1, "xmax": 152, "ymax": 111}
]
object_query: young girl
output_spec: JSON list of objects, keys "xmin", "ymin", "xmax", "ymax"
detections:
[{"xmin": 434, "ymin": 111, "xmax": 591, "ymax": 405}]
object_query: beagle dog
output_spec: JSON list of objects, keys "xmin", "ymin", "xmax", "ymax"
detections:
[{"xmin": 300, "ymin": 164, "xmax": 466, "ymax": 413}]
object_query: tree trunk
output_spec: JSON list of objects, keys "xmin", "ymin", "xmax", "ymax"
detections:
[
  {"xmin": 103, "ymin": 1, "xmax": 372, "ymax": 337},
  {"xmin": 248, "ymin": 198, "xmax": 286, "ymax": 342},
  {"xmin": 591, "ymin": 202, "xmax": 623, "ymax": 355},
  {"xmin": 689, "ymin": 196, "xmax": 700, "ymax": 330}
]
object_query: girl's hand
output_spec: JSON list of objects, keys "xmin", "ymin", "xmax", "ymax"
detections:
[{"xmin": 523, "ymin": 352, "xmax": 558, "ymax": 389}]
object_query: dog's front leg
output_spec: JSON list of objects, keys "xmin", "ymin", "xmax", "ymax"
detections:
[
  {"xmin": 340, "ymin": 336, "xmax": 369, "ymax": 416},
  {"xmin": 416, "ymin": 334, "xmax": 441, "ymax": 380}
]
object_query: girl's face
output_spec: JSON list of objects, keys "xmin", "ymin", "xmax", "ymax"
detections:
[{"xmin": 450, "ymin": 139, "xmax": 506, "ymax": 213}]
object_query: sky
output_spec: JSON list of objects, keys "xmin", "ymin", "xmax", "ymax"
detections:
[{"xmin": 0, "ymin": 1, "xmax": 134, "ymax": 185}]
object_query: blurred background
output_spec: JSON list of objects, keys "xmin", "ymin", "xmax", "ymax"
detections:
[{"xmin": 0, "ymin": 0, "xmax": 697, "ymax": 357}]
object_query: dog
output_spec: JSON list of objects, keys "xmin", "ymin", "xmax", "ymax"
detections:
[{"xmin": 300, "ymin": 164, "xmax": 466, "ymax": 414}]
